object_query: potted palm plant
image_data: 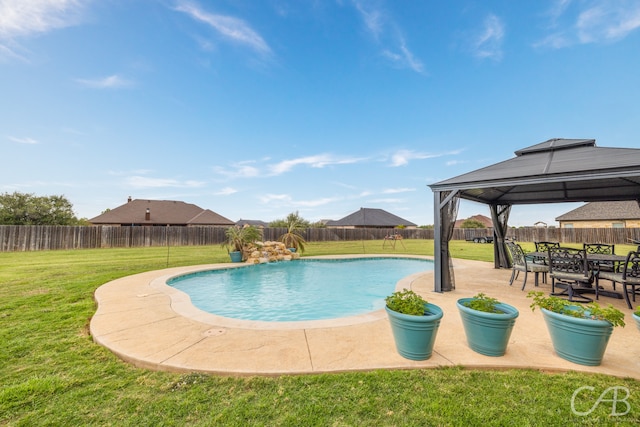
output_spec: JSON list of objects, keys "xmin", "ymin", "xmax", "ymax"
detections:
[
  {"xmin": 456, "ymin": 293, "xmax": 519, "ymax": 357},
  {"xmin": 222, "ymin": 225, "xmax": 262, "ymax": 262},
  {"xmin": 385, "ymin": 289, "xmax": 443, "ymax": 361},
  {"xmin": 278, "ymin": 212, "xmax": 307, "ymax": 253},
  {"xmin": 527, "ymin": 291, "xmax": 625, "ymax": 366}
]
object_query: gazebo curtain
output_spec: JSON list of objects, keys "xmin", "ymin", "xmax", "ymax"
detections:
[
  {"xmin": 490, "ymin": 204, "xmax": 511, "ymax": 269},
  {"xmin": 434, "ymin": 190, "xmax": 460, "ymax": 292}
]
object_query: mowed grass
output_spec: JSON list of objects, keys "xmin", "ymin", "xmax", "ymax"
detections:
[{"xmin": 1, "ymin": 240, "xmax": 640, "ymax": 426}]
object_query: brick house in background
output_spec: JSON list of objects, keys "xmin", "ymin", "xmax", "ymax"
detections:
[
  {"xmin": 454, "ymin": 214, "xmax": 493, "ymax": 228},
  {"xmin": 89, "ymin": 198, "xmax": 235, "ymax": 226},
  {"xmin": 555, "ymin": 201, "xmax": 640, "ymax": 229}
]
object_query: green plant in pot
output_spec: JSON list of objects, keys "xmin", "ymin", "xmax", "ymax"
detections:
[
  {"xmin": 456, "ymin": 293, "xmax": 519, "ymax": 357},
  {"xmin": 222, "ymin": 225, "xmax": 262, "ymax": 262},
  {"xmin": 278, "ymin": 212, "xmax": 306, "ymax": 253},
  {"xmin": 384, "ymin": 289, "xmax": 443, "ymax": 361},
  {"xmin": 527, "ymin": 291, "xmax": 625, "ymax": 366}
]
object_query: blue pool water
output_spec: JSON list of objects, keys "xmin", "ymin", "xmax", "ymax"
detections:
[{"xmin": 168, "ymin": 257, "xmax": 433, "ymax": 322}]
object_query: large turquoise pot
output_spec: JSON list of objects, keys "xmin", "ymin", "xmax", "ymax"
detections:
[
  {"xmin": 385, "ymin": 303, "xmax": 443, "ymax": 361},
  {"xmin": 456, "ymin": 298, "xmax": 519, "ymax": 357},
  {"xmin": 633, "ymin": 313, "xmax": 640, "ymax": 333},
  {"xmin": 541, "ymin": 307, "xmax": 614, "ymax": 366},
  {"xmin": 229, "ymin": 251, "xmax": 243, "ymax": 263}
]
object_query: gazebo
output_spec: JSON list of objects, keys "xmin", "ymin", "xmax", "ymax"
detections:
[{"xmin": 429, "ymin": 138, "xmax": 640, "ymax": 292}]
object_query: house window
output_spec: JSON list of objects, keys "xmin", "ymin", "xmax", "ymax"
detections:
[
  {"xmin": 612, "ymin": 222, "xmax": 624, "ymax": 228},
  {"xmin": 563, "ymin": 223, "xmax": 574, "ymax": 229}
]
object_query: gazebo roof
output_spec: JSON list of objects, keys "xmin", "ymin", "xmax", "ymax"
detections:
[
  {"xmin": 429, "ymin": 138, "xmax": 640, "ymax": 293},
  {"xmin": 430, "ymin": 138, "xmax": 640, "ymax": 205}
]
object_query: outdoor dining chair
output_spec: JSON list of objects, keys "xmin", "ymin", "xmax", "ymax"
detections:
[
  {"xmin": 531, "ymin": 241, "xmax": 560, "ymax": 283},
  {"xmin": 584, "ymin": 243, "xmax": 617, "ymax": 289},
  {"xmin": 596, "ymin": 250, "xmax": 640, "ymax": 309},
  {"xmin": 506, "ymin": 241, "xmax": 548, "ymax": 290},
  {"xmin": 547, "ymin": 247, "xmax": 594, "ymax": 303}
]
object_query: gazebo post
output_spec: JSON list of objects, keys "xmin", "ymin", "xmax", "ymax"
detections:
[{"xmin": 433, "ymin": 190, "xmax": 459, "ymax": 292}]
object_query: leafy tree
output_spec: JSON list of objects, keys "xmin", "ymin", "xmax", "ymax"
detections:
[
  {"xmin": 0, "ymin": 192, "xmax": 80, "ymax": 225},
  {"xmin": 269, "ymin": 211, "xmax": 310, "ymax": 228},
  {"xmin": 460, "ymin": 219, "xmax": 486, "ymax": 228}
]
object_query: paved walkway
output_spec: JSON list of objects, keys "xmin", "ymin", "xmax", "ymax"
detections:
[{"xmin": 90, "ymin": 256, "xmax": 640, "ymax": 378}]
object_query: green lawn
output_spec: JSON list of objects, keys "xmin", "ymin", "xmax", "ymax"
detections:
[{"xmin": 1, "ymin": 241, "xmax": 639, "ymax": 426}]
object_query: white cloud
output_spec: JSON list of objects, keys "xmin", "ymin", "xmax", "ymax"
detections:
[
  {"xmin": 382, "ymin": 36, "xmax": 425, "ymax": 73},
  {"xmin": 213, "ymin": 161, "xmax": 261, "ymax": 179},
  {"xmin": 576, "ymin": 2, "xmax": 640, "ymax": 43},
  {"xmin": 0, "ymin": 0, "xmax": 87, "ymax": 39},
  {"xmin": 471, "ymin": 14, "xmax": 505, "ymax": 60},
  {"xmin": 536, "ymin": 0, "xmax": 640, "ymax": 48},
  {"xmin": 174, "ymin": 1, "xmax": 271, "ymax": 55},
  {"xmin": 382, "ymin": 187, "xmax": 415, "ymax": 194},
  {"xmin": 351, "ymin": 0, "xmax": 425, "ymax": 74},
  {"xmin": 8, "ymin": 135, "xmax": 38, "ymax": 144},
  {"xmin": 259, "ymin": 193, "xmax": 291, "ymax": 203},
  {"xmin": 389, "ymin": 149, "xmax": 438, "ymax": 167},
  {"xmin": 0, "ymin": 0, "xmax": 88, "ymax": 60},
  {"xmin": 214, "ymin": 187, "xmax": 237, "ymax": 196},
  {"xmin": 352, "ymin": 0, "xmax": 384, "ymax": 37},
  {"xmin": 126, "ymin": 176, "xmax": 205, "ymax": 189},
  {"xmin": 268, "ymin": 154, "xmax": 364, "ymax": 175},
  {"xmin": 76, "ymin": 74, "xmax": 133, "ymax": 89}
]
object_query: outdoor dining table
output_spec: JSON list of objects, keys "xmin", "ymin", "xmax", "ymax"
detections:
[{"xmin": 525, "ymin": 251, "xmax": 627, "ymax": 300}]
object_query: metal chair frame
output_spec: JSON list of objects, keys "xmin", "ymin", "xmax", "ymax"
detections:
[{"xmin": 547, "ymin": 247, "xmax": 594, "ymax": 303}]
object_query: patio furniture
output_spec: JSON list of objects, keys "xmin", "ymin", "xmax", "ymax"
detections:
[
  {"xmin": 584, "ymin": 243, "xmax": 617, "ymax": 289},
  {"xmin": 506, "ymin": 242, "xmax": 548, "ymax": 290},
  {"xmin": 548, "ymin": 247, "xmax": 594, "ymax": 303},
  {"xmin": 531, "ymin": 241, "xmax": 560, "ymax": 283},
  {"xmin": 596, "ymin": 250, "xmax": 640, "ymax": 309},
  {"xmin": 383, "ymin": 233, "xmax": 406, "ymax": 249}
]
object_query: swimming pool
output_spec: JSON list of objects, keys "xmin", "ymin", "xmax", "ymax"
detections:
[{"xmin": 168, "ymin": 257, "xmax": 433, "ymax": 322}]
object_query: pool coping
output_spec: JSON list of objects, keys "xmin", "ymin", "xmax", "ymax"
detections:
[{"xmin": 90, "ymin": 255, "xmax": 640, "ymax": 378}]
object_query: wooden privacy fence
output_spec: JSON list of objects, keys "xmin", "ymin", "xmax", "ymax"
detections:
[{"xmin": 1, "ymin": 225, "xmax": 640, "ymax": 252}]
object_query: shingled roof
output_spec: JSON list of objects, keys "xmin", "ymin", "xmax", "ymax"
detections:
[
  {"xmin": 556, "ymin": 201, "xmax": 640, "ymax": 221},
  {"xmin": 89, "ymin": 199, "xmax": 235, "ymax": 226},
  {"xmin": 325, "ymin": 208, "xmax": 416, "ymax": 228}
]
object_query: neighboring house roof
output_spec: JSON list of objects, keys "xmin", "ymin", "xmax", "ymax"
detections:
[
  {"xmin": 89, "ymin": 199, "xmax": 235, "ymax": 226},
  {"xmin": 236, "ymin": 219, "xmax": 269, "ymax": 227},
  {"xmin": 556, "ymin": 201, "xmax": 640, "ymax": 222},
  {"xmin": 325, "ymin": 208, "xmax": 417, "ymax": 227},
  {"xmin": 454, "ymin": 214, "xmax": 493, "ymax": 228}
]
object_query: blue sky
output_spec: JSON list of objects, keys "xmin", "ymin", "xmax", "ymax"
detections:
[{"xmin": 2, "ymin": 0, "xmax": 640, "ymax": 226}]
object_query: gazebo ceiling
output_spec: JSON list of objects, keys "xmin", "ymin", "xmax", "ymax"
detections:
[{"xmin": 430, "ymin": 138, "xmax": 640, "ymax": 205}]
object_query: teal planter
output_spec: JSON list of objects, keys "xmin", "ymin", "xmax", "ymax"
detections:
[
  {"xmin": 456, "ymin": 298, "xmax": 519, "ymax": 357},
  {"xmin": 385, "ymin": 303, "xmax": 443, "ymax": 361},
  {"xmin": 633, "ymin": 313, "xmax": 640, "ymax": 333},
  {"xmin": 541, "ymin": 308, "xmax": 614, "ymax": 366},
  {"xmin": 229, "ymin": 251, "xmax": 243, "ymax": 263}
]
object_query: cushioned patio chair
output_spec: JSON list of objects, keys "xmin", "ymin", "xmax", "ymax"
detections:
[
  {"xmin": 548, "ymin": 247, "xmax": 594, "ymax": 303},
  {"xmin": 506, "ymin": 241, "xmax": 548, "ymax": 290},
  {"xmin": 584, "ymin": 243, "xmax": 617, "ymax": 289},
  {"xmin": 596, "ymin": 250, "xmax": 640, "ymax": 309}
]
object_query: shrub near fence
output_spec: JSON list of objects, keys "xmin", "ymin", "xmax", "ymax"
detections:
[{"xmin": 1, "ymin": 225, "xmax": 640, "ymax": 252}]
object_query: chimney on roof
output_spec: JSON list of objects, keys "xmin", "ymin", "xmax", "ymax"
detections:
[
  {"xmin": 145, "ymin": 208, "xmax": 150, "ymax": 221},
  {"xmin": 127, "ymin": 196, "xmax": 132, "ymax": 203}
]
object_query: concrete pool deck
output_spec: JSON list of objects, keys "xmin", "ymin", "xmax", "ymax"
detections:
[{"xmin": 90, "ymin": 255, "xmax": 640, "ymax": 379}]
